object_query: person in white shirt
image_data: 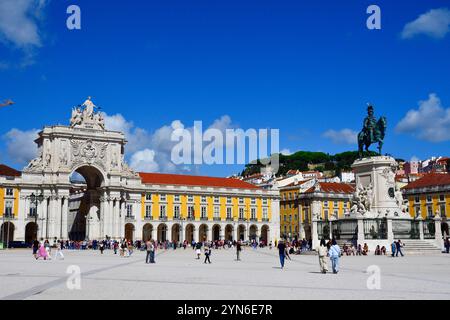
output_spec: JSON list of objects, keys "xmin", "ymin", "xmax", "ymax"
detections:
[{"xmin": 316, "ymin": 239, "xmax": 328, "ymax": 274}]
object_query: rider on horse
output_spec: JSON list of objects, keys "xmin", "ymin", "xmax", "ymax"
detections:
[
  {"xmin": 363, "ymin": 104, "xmax": 377, "ymax": 142},
  {"xmin": 358, "ymin": 104, "xmax": 386, "ymax": 158}
]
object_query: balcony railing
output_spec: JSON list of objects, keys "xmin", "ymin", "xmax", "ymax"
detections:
[
  {"xmin": 159, "ymin": 216, "xmax": 168, "ymax": 221},
  {"xmin": 200, "ymin": 216, "xmax": 208, "ymax": 221},
  {"xmin": 125, "ymin": 215, "xmax": 135, "ymax": 220},
  {"xmin": 262, "ymin": 218, "xmax": 269, "ymax": 222},
  {"xmin": 213, "ymin": 217, "xmax": 221, "ymax": 221},
  {"xmin": 187, "ymin": 216, "xmax": 195, "ymax": 221},
  {"xmin": 3, "ymin": 213, "xmax": 15, "ymax": 219},
  {"xmin": 226, "ymin": 217, "xmax": 233, "ymax": 221},
  {"xmin": 144, "ymin": 215, "xmax": 153, "ymax": 220},
  {"xmin": 250, "ymin": 217, "xmax": 257, "ymax": 222}
]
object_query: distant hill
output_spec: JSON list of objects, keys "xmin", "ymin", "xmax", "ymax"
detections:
[{"xmin": 241, "ymin": 150, "xmax": 402, "ymax": 177}]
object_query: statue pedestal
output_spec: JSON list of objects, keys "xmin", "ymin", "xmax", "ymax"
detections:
[{"xmin": 351, "ymin": 156, "xmax": 410, "ymax": 219}]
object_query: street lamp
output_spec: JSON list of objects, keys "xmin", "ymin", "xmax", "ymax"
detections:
[{"xmin": 30, "ymin": 192, "xmax": 44, "ymax": 241}]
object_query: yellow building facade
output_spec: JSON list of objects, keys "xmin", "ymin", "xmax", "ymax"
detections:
[
  {"xmin": 280, "ymin": 180, "xmax": 354, "ymax": 239},
  {"xmin": 402, "ymin": 173, "xmax": 450, "ymax": 219}
]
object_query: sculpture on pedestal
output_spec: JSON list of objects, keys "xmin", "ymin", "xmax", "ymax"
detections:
[
  {"xmin": 357, "ymin": 104, "xmax": 387, "ymax": 158},
  {"xmin": 70, "ymin": 96, "xmax": 105, "ymax": 130}
]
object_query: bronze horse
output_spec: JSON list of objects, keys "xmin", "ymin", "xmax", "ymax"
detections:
[{"xmin": 358, "ymin": 116, "xmax": 387, "ymax": 158}]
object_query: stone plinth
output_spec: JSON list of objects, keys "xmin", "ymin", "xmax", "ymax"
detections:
[{"xmin": 351, "ymin": 156, "xmax": 410, "ymax": 219}]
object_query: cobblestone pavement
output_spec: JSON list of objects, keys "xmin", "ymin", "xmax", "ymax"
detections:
[{"xmin": 0, "ymin": 247, "xmax": 449, "ymax": 300}]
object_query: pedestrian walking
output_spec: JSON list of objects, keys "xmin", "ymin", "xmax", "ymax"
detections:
[
  {"xmin": 145, "ymin": 240, "xmax": 152, "ymax": 264},
  {"xmin": 317, "ymin": 239, "xmax": 328, "ymax": 274},
  {"xmin": 32, "ymin": 239, "xmax": 39, "ymax": 259},
  {"xmin": 277, "ymin": 240, "xmax": 286, "ymax": 269},
  {"xmin": 36, "ymin": 243, "xmax": 50, "ymax": 260},
  {"xmin": 391, "ymin": 241, "xmax": 396, "ymax": 257},
  {"xmin": 328, "ymin": 239, "xmax": 341, "ymax": 274},
  {"xmin": 99, "ymin": 242, "xmax": 104, "ymax": 254},
  {"xmin": 204, "ymin": 246, "xmax": 212, "ymax": 264},
  {"xmin": 54, "ymin": 241, "xmax": 64, "ymax": 260},
  {"xmin": 149, "ymin": 240, "xmax": 156, "ymax": 263},
  {"xmin": 395, "ymin": 239, "xmax": 404, "ymax": 257},
  {"xmin": 195, "ymin": 242, "xmax": 202, "ymax": 259},
  {"xmin": 236, "ymin": 241, "xmax": 242, "ymax": 261}
]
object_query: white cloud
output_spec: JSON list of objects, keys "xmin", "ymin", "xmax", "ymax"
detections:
[
  {"xmin": 0, "ymin": 0, "xmax": 49, "ymax": 47},
  {"xmin": 102, "ymin": 113, "xmax": 238, "ymax": 173},
  {"xmin": 129, "ymin": 149, "xmax": 159, "ymax": 172},
  {"xmin": 401, "ymin": 8, "xmax": 450, "ymax": 39},
  {"xmin": 0, "ymin": 0, "xmax": 49, "ymax": 66},
  {"xmin": 322, "ymin": 129, "xmax": 357, "ymax": 145},
  {"xmin": 2, "ymin": 128, "xmax": 40, "ymax": 165},
  {"xmin": 280, "ymin": 148, "xmax": 292, "ymax": 155},
  {"xmin": 395, "ymin": 93, "xmax": 450, "ymax": 142}
]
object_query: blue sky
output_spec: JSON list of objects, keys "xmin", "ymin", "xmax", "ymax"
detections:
[{"xmin": 0, "ymin": 0, "xmax": 449, "ymax": 177}]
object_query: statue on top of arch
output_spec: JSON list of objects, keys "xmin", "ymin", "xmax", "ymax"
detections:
[{"xmin": 70, "ymin": 96, "xmax": 105, "ymax": 130}]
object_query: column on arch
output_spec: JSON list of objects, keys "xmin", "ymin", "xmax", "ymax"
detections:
[
  {"xmin": 219, "ymin": 224, "xmax": 225, "ymax": 241},
  {"xmin": 61, "ymin": 196, "xmax": 69, "ymax": 240}
]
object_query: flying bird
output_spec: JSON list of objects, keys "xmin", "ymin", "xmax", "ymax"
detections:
[{"xmin": 0, "ymin": 99, "xmax": 15, "ymax": 108}]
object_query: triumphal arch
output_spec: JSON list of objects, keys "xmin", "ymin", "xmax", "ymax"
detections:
[{"xmin": 19, "ymin": 98, "xmax": 142, "ymax": 241}]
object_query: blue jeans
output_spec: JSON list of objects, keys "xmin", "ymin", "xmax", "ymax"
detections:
[
  {"xmin": 150, "ymin": 251, "xmax": 155, "ymax": 263},
  {"xmin": 330, "ymin": 256, "xmax": 339, "ymax": 273},
  {"xmin": 279, "ymin": 254, "xmax": 285, "ymax": 268},
  {"xmin": 396, "ymin": 247, "xmax": 403, "ymax": 257}
]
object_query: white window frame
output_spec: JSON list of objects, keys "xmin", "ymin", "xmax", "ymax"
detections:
[
  {"xmin": 145, "ymin": 204, "xmax": 152, "ymax": 218},
  {"xmin": 214, "ymin": 206, "xmax": 220, "ymax": 218},
  {"xmin": 160, "ymin": 205, "xmax": 166, "ymax": 217},
  {"xmin": 126, "ymin": 204, "xmax": 133, "ymax": 217},
  {"xmin": 174, "ymin": 205, "xmax": 180, "ymax": 218},
  {"xmin": 201, "ymin": 206, "xmax": 207, "ymax": 218},
  {"xmin": 226, "ymin": 207, "xmax": 232, "ymax": 219}
]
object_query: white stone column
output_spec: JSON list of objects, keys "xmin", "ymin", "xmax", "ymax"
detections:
[
  {"xmin": 193, "ymin": 225, "xmax": 199, "ymax": 243},
  {"xmin": 114, "ymin": 200, "xmax": 120, "ymax": 239},
  {"xmin": 41, "ymin": 197, "xmax": 49, "ymax": 240},
  {"xmin": 46, "ymin": 196, "xmax": 55, "ymax": 239},
  {"xmin": 219, "ymin": 225, "xmax": 225, "ymax": 241},
  {"xmin": 386, "ymin": 217, "xmax": 394, "ymax": 246},
  {"xmin": 209, "ymin": 225, "xmax": 214, "ymax": 241},
  {"xmin": 357, "ymin": 217, "xmax": 365, "ymax": 245},
  {"xmin": 417, "ymin": 216, "xmax": 424, "ymax": 240},
  {"xmin": 311, "ymin": 219, "xmax": 319, "ymax": 250},
  {"xmin": 120, "ymin": 201, "xmax": 126, "ymax": 239},
  {"xmin": 434, "ymin": 214, "xmax": 443, "ymax": 250},
  {"xmin": 99, "ymin": 195, "xmax": 107, "ymax": 239},
  {"xmin": 54, "ymin": 197, "xmax": 62, "ymax": 240},
  {"xmin": 61, "ymin": 197, "xmax": 69, "ymax": 240},
  {"xmin": 107, "ymin": 199, "xmax": 114, "ymax": 238},
  {"xmin": 167, "ymin": 223, "xmax": 172, "ymax": 242}
]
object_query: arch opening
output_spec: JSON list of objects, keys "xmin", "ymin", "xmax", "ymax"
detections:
[{"xmin": 68, "ymin": 165, "xmax": 105, "ymax": 241}]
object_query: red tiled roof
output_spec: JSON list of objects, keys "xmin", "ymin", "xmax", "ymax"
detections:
[
  {"xmin": 402, "ymin": 173, "xmax": 450, "ymax": 190},
  {"xmin": 139, "ymin": 172, "xmax": 260, "ymax": 189},
  {"xmin": 305, "ymin": 182, "xmax": 355, "ymax": 194},
  {"xmin": 0, "ymin": 164, "xmax": 21, "ymax": 177}
]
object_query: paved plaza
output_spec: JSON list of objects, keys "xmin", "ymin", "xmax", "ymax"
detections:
[{"xmin": 0, "ymin": 247, "xmax": 449, "ymax": 300}]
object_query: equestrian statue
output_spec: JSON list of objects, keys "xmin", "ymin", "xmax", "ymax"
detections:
[{"xmin": 357, "ymin": 104, "xmax": 387, "ymax": 158}]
